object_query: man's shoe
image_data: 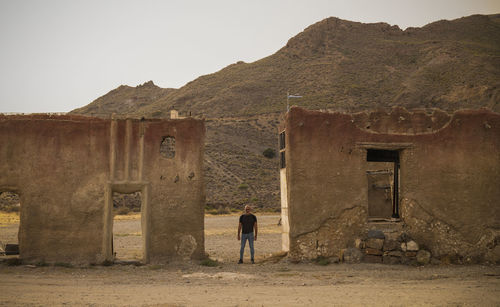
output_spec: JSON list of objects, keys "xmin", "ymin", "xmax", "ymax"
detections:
[
  {"xmin": 251, "ymin": 259, "xmax": 255, "ymax": 264},
  {"xmin": 238, "ymin": 259, "xmax": 243, "ymax": 264}
]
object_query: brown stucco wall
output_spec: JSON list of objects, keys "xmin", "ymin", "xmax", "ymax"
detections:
[
  {"xmin": 284, "ymin": 107, "xmax": 500, "ymax": 263},
  {"xmin": 0, "ymin": 114, "xmax": 205, "ymax": 265}
]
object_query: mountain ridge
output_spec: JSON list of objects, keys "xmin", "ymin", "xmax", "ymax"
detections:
[{"xmin": 71, "ymin": 14, "xmax": 500, "ymax": 210}]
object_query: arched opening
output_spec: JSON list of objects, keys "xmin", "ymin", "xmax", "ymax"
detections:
[{"xmin": 0, "ymin": 191, "xmax": 21, "ymax": 258}]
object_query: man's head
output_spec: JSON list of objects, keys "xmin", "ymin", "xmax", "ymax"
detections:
[{"xmin": 244, "ymin": 205, "xmax": 251, "ymax": 213}]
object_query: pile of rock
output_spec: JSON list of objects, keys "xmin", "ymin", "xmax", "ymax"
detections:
[{"xmin": 342, "ymin": 230, "xmax": 432, "ymax": 265}]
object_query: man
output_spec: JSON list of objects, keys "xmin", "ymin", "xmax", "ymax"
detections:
[{"xmin": 237, "ymin": 205, "xmax": 258, "ymax": 264}]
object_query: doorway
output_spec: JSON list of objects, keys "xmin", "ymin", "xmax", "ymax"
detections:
[
  {"xmin": 0, "ymin": 191, "xmax": 21, "ymax": 258},
  {"xmin": 366, "ymin": 149, "xmax": 400, "ymax": 219},
  {"xmin": 104, "ymin": 183, "xmax": 150, "ymax": 264},
  {"xmin": 112, "ymin": 191, "xmax": 143, "ymax": 262}
]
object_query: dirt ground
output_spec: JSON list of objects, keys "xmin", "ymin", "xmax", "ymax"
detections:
[
  {"xmin": 110, "ymin": 213, "xmax": 283, "ymax": 262},
  {"xmin": 1, "ymin": 213, "xmax": 500, "ymax": 306}
]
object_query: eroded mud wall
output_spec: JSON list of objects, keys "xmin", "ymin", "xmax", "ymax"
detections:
[
  {"xmin": 142, "ymin": 120, "xmax": 205, "ymax": 263},
  {"xmin": 285, "ymin": 107, "xmax": 500, "ymax": 262},
  {"xmin": 0, "ymin": 115, "xmax": 110, "ymax": 264},
  {"xmin": 0, "ymin": 114, "xmax": 205, "ymax": 264}
]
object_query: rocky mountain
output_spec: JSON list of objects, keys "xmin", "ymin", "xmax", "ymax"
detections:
[
  {"xmin": 71, "ymin": 14, "xmax": 500, "ymax": 211},
  {"xmin": 72, "ymin": 81, "xmax": 176, "ymax": 116}
]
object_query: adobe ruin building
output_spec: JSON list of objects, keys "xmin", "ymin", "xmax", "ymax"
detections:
[
  {"xmin": 280, "ymin": 107, "xmax": 500, "ymax": 264},
  {"xmin": 2, "ymin": 106, "xmax": 499, "ymax": 266},
  {"xmin": 0, "ymin": 114, "xmax": 205, "ymax": 265}
]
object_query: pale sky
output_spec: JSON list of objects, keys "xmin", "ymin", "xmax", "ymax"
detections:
[{"xmin": 0, "ymin": 0, "xmax": 499, "ymax": 113}]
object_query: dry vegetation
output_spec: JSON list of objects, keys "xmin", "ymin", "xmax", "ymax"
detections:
[{"xmin": 0, "ymin": 192, "xmax": 19, "ymax": 213}]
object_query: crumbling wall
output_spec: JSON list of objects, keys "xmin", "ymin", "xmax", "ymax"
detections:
[
  {"xmin": 0, "ymin": 114, "xmax": 205, "ymax": 265},
  {"xmin": 142, "ymin": 119, "xmax": 205, "ymax": 263},
  {"xmin": 284, "ymin": 107, "xmax": 500, "ymax": 263}
]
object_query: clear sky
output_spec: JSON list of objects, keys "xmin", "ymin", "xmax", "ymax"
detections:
[{"xmin": 0, "ymin": 0, "xmax": 499, "ymax": 113}]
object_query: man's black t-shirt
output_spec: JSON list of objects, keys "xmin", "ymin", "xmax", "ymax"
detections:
[{"xmin": 239, "ymin": 214, "xmax": 257, "ymax": 234}]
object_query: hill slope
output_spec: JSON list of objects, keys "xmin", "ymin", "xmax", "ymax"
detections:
[
  {"xmin": 72, "ymin": 81, "xmax": 176, "ymax": 116},
  {"xmin": 71, "ymin": 14, "xmax": 500, "ymax": 210},
  {"xmin": 130, "ymin": 14, "xmax": 500, "ymax": 118}
]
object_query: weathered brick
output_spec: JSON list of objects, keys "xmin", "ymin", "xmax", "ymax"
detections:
[
  {"xmin": 405, "ymin": 251, "xmax": 417, "ymax": 257},
  {"xmin": 383, "ymin": 239, "xmax": 399, "ymax": 251},
  {"xmin": 367, "ymin": 230, "xmax": 385, "ymax": 239},
  {"xmin": 365, "ymin": 248, "xmax": 383, "ymax": 256},
  {"xmin": 365, "ymin": 238, "xmax": 384, "ymax": 250},
  {"xmin": 388, "ymin": 251, "xmax": 403, "ymax": 257}
]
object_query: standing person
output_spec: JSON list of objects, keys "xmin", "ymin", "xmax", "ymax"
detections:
[{"xmin": 237, "ymin": 205, "xmax": 258, "ymax": 264}]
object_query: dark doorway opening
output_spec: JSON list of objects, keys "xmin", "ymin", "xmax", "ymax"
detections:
[
  {"xmin": 112, "ymin": 191, "xmax": 143, "ymax": 262},
  {"xmin": 366, "ymin": 149, "xmax": 400, "ymax": 219},
  {"xmin": 0, "ymin": 191, "xmax": 20, "ymax": 258}
]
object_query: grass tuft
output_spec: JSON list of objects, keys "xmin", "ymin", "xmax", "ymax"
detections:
[
  {"xmin": 314, "ymin": 256, "xmax": 330, "ymax": 266},
  {"xmin": 148, "ymin": 264, "xmax": 164, "ymax": 270},
  {"xmin": 200, "ymin": 258, "xmax": 220, "ymax": 267}
]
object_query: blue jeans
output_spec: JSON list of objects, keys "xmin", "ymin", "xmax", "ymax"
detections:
[{"xmin": 240, "ymin": 232, "xmax": 254, "ymax": 260}]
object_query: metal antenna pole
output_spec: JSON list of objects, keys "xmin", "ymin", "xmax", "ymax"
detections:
[
  {"xmin": 287, "ymin": 91, "xmax": 290, "ymax": 112},
  {"xmin": 287, "ymin": 92, "xmax": 302, "ymax": 112}
]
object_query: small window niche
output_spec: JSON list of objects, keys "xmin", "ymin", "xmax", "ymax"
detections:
[
  {"xmin": 279, "ymin": 131, "xmax": 286, "ymax": 150},
  {"xmin": 160, "ymin": 136, "xmax": 175, "ymax": 159}
]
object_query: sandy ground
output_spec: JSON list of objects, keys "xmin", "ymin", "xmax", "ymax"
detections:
[
  {"xmin": 111, "ymin": 213, "xmax": 283, "ymax": 262},
  {"xmin": 1, "ymin": 213, "xmax": 500, "ymax": 306}
]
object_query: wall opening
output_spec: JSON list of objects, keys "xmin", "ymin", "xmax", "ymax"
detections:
[
  {"xmin": 160, "ymin": 136, "xmax": 175, "ymax": 159},
  {"xmin": 279, "ymin": 131, "xmax": 286, "ymax": 169},
  {"xmin": 112, "ymin": 191, "xmax": 143, "ymax": 262},
  {"xmin": 0, "ymin": 191, "xmax": 21, "ymax": 258},
  {"xmin": 366, "ymin": 149, "xmax": 400, "ymax": 220}
]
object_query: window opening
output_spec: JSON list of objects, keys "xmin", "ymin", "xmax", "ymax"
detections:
[
  {"xmin": 112, "ymin": 191, "xmax": 143, "ymax": 262},
  {"xmin": 279, "ymin": 131, "xmax": 286, "ymax": 169},
  {"xmin": 280, "ymin": 151, "xmax": 286, "ymax": 169},
  {"xmin": 160, "ymin": 136, "xmax": 175, "ymax": 159},
  {"xmin": 0, "ymin": 191, "xmax": 20, "ymax": 258},
  {"xmin": 366, "ymin": 149, "xmax": 400, "ymax": 219},
  {"xmin": 279, "ymin": 131, "xmax": 286, "ymax": 150}
]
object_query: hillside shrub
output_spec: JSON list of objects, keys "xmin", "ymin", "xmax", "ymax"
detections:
[
  {"xmin": 238, "ymin": 183, "xmax": 249, "ymax": 190},
  {"xmin": 315, "ymin": 256, "xmax": 330, "ymax": 266},
  {"xmin": 263, "ymin": 148, "xmax": 276, "ymax": 159}
]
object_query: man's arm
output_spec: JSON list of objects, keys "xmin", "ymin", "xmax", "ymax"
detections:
[
  {"xmin": 254, "ymin": 221, "xmax": 258, "ymax": 241},
  {"xmin": 237, "ymin": 222, "xmax": 242, "ymax": 241}
]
